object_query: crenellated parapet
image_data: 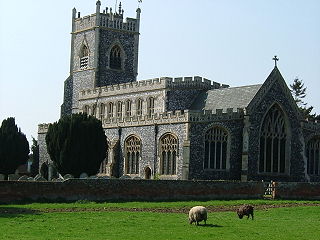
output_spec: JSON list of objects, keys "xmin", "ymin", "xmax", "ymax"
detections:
[
  {"xmin": 73, "ymin": 1, "xmax": 140, "ymax": 33},
  {"xmin": 38, "ymin": 123, "xmax": 50, "ymax": 134},
  {"xmin": 79, "ymin": 76, "xmax": 228, "ymax": 100},
  {"xmin": 302, "ymin": 120, "xmax": 320, "ymax": 132},
  {"xmin": 102, "ymin": 108, "xmax": 244, "ymax": 128}
]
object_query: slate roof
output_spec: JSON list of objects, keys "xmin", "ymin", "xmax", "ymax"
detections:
[{"xmin": 190, "ymin": 84, "xmax": 262, "ymax": 111}]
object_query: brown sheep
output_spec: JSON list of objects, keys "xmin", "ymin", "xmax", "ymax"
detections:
[
  {"xmin": 188, "ymin": 206, "xmax": 208, "ymax": 225},
  {"xmin": 237, "ymin": 204, "xmax": 254, "ymax": 220}
]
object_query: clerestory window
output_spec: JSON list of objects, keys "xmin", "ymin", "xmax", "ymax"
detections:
[
  {"xmin": 125, "ymin": 100, "xmax": 132, "ymax": 117},
  {"xmin": 147, "ymin": 97, "xmax": 155, "ymax": 118},
  {"xmin": 110, "ymin": 45, "xmax": 122, "ymax": 70},
  {"xmin": 136, "ymin": 98, "xmax": 143, "ymax": 116}
]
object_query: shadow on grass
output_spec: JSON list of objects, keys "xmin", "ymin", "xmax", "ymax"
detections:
[
  {"xmin": 0, "ymin": 207, "xmax": 41, "ymax": 218},
  {"xmin": 197, "ymin": 224, "xmax": 223, "ymax": 228}
]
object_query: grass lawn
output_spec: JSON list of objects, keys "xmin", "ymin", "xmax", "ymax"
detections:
[{"xmin": 0, "ymin": 200, "xmax": 319, "ymax": 240}]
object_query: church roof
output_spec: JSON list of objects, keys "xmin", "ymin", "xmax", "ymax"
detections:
[{"xmin": 190, "ymin": 84, "xmax": 262, "ymax": 111}]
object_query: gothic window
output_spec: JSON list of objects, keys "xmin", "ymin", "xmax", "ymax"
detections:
[
  {"xmin": 204, "ymin": 127, "xmax": 228, "ymax": 170},
  {"xmin": 80, "ymin": 45, "xmax": 89, "ymax": 69},
  {"xmin": 110, "ymin": 45, "xmax": 122, "ymax": 70},
  {"xmin": 125, "ymin": 100, "xmax": 132, "ymax": 117},
  {"xmin": 100, "ymin": 103, "xmax": 105, "ymax": 120},
  {"xmin": 125, "ymin": 136, "xmax": 141, "ymax": 174},
  {"xmin": 83, "ymin": 105, "xmax": 90, "ymax": 115},
  {"xmin": 259, "ymin": 105, "xmax": 288, "ymax": 174},
  {"xmin": 92, "ymin": 105, "xmax": 97, "ymax": 117},
  {"xmin": 160, "ymin": 134, "xmax": 178, "ymax": 175},
  {"xmin": 147, "ymin": 97, "xmax": 155, "ymax": 118},
  {"xmin": 116, "ymin": 101, "xmax": 123, "ymax": 118},
  {"xmin": 306, "ymin": 137, "xmax": 320, "ymax": 175},
  {"xmin": 107, "ymin": 102, "xmax": 114, "ymax": 119},
  {"xmin": 136, "ymin": 98, "xmax": 143, "ymax": 116}
]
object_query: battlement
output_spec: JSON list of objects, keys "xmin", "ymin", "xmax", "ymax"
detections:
[
  {"xmin": 73, "ymin": 1, "xmax": 140, "ymax": 33},
  {"xmin": 38, "ymin": 123, "xmax": 50, "ymax": 134},
  {"xmin": 102, "ymin": 108, "xmax": 243, "ymax": 129},
  {"xmin": 302, "ymin": 120, "xmax": 320, "ymax": 131},
  {"xmin": 79, "ymin": 76, "xmax": 228, "ymax": 100}
]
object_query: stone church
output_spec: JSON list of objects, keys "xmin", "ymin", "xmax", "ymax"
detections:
[{"xmin": 38, "ymin": 1, "xmax": 320, "ymax": 182}]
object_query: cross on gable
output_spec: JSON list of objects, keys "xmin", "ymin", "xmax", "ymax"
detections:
[{"xmin": 273, "ymin": 55, "xmax": 279, "ymax": 67}]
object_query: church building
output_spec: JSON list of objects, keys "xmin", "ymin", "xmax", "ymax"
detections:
[{"xmin": 38, "ymin": 1, "xmax": 320, "ymax": 182}]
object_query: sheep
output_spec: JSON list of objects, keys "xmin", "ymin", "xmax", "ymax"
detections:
[
  {"xmin": 188, "ymin": 206, "xmax": 208, "ymax": 225},
  {"xmin": 237, "ymin": 204, "xmax": 254, "ymax": 220}
]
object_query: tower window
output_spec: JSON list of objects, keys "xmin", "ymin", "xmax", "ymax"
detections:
[
  {"xmin": 160, "ymin": 134, "xmax": 178, "ymax": 175},
  {"xmin": 80, "ymin": 45, "xmax": 89, "ymax": 69},
  {"xmin": 110, "ymin": 45, "xmax": 122, "ymax": 70},
  {"xmin": 259, "ymin": 105, "xmax": 288, "ymax": 174},
  {"xmin": 204, "ymin": 127, "xmax": 229, "ymax": 170}
]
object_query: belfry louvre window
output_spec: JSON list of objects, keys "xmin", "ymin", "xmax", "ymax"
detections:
[
  {"xmin": 80, "ymin": 45, "xmax": 89, "ymax": 69},
  {"xmin": 306, "ymin": 137, "xmax": 320, "ymax": 175},
  {"xmin": 110, "ymin": 45, "xmax": 122, "ymax": 70},
  {"xmin": 125, "ymin": 136, "xmax": 141, "ymax": 174},
  {"xmin": 160, "ymin": 134, "xmax": 178, "ymax": 175},
  {"xmin": 259, "ymin": 105, "xmax": 287, "ymax": 174},
  {"xmin": 147, "ymin": 97, "xmax": 155, "ymax": 117},
  {"xmin": 204, "ymin": 127, "xmax": 228, "ymax": 170}
]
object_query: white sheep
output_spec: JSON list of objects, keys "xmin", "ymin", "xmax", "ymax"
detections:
[{"xmin": 188, "ymin": 206, "xmax": 208, "ymax": 225}]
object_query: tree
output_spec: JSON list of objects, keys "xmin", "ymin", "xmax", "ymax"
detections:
[
  {"xmin": 0, "ymin": 118, "xmax": 29, "ymax": 176},
  {"xmin": 45, "ymin": 113, "xmax": 107, "ymax": 177},
  {"xmin": 30, "ymin": 137, "xmax": 39, "ymax": 177},
  {"xmin": 290, "ymin": 78, "xmax": 317, "ymax": 120}
]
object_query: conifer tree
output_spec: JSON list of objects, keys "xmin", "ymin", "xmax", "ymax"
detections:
[
  {"xmin": 290, "ymin": 78, "xmax": 317, "ymax": 120},
  {"xmin": 30, "ymin": 137, "xmax": 39, "ymax": 177},
  {"xmin": 45, "ymin": 113, "xmax": 107, "ymax": 177},
  {"xmin": 0, "ymin": 118, "xmax": 29, "ymax": 176}
]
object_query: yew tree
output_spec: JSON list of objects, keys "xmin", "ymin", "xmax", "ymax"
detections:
[{"xmin": 45, "ymin": 113, "xmax": 107, "ymax": 177}]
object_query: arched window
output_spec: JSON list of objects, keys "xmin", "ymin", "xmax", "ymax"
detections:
[
  {"xmin": 125, "ymin": 100, "xmax": 132, "ymax": 117},
  {"xmin": 92, "ymin": 105, "xmax": 97, "ymax": 117},
  {"xmin": 259, "ymin": 105, "xmax": 288, "ymax": 174},
  {"xmin": 125, "ymin": 136, "xmax": 141, "ymax": 174},
  {"xmin": 107, "ymin": 102, "xmax": 114, "ymax": 120},
  {"xmin": 110, "ymin": 45, "xmax": 122, "ymax": 70},
  {"xmin": 306, "ymin": 137, "xmax": 320, "ymax": 175},
  {"xmin": 147, "ymin": 97, "xmax": 155, "ymax": 118},
  {"xmin": 80, "ymin": 45, "xmax": 89, "ymax": 69},
  {"xmin": 100, "ymin": 103, "xmax": 105, "ymax": 120},
  {"xmin": 136, "ymin": 98, "xmax": 143, "ymax": 116},
  {"xmin": 83, "ymin": 105, "xmax": 90, "ymax": 115},
  {"xmin": 160, "ymin": 134, "xmax": 178, "ymax": 175},
  {"xmin": 117, "ymin": 101, "xmax": 123, "ymax": 118},
  {"xmin": 204, "ymin": 127, "xmax": 228, "ymax": 170}
]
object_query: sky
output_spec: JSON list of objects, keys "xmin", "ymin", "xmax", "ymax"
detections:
[{"xmin": 0, "ymin": 0, "xmax": 319, "ymax": 145}]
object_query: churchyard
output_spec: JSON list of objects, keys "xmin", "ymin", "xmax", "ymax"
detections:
[{"xmin": 0, "ymin": 200, "xmax": 319, "ymax": 240}]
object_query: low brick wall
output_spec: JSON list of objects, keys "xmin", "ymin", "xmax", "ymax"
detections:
[
  {"xmin": 274, "ymin": 182, "xmax": 320, "ymax": 200},
  {"xmin": 0, "ymin": 179, "xmax": 264, "ymax": 203}
]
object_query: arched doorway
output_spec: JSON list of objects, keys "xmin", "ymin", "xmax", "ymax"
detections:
[{"xmin": 145, "ymin": 167, "xmax": 152, "ymax": 179}]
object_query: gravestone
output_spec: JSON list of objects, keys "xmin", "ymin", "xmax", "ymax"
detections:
[
  {"xmin": 63, "ymin": 174, "xmax": 74, "ymax": 180},
  {"xmin": 0, "ymin": 174, "xmax": 5, "ymax": 180},
  {"xmin": 18, "ymin": 175, "xmax": 29, "ymax": 181},
  {"xmin": 88, "ymin": 175, "xmax": 98, "ymax": 179},
  {"xmin": 35, "ymin": 175, "xmax": 47, "ymax": 181},
  {"xmin": 120, "ymin": 175, "xmax": 131, "ymax": 179}
]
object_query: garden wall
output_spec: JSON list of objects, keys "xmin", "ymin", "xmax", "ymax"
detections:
[
  {"xmin": 274, "ymin": 182, "xmax": 320, "ymax": 200},
  {"xmin": 0, "ymin": 179, "xmax": 264, "ymax": 203}
]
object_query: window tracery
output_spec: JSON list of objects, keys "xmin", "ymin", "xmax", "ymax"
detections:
[
  {"xmin": 125, "ymin": 136, "xmax": 141, "ymax": 174},
  {"xmin": 160, "ymin": 134, "xmax": 178, "ymax": 175}
]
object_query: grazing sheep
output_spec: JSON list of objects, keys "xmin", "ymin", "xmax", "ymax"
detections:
[
  {"xmin": 237, "ymin": 204, "xmax": 254, "ymax": 220},
  {"xmin": 188, "ymin": 206, "xmax": 208, "ymax": 225}
]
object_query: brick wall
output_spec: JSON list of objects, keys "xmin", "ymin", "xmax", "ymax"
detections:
[{"xmin": 0, "ymin": 180, "xmax": 264, "ymax": 203}]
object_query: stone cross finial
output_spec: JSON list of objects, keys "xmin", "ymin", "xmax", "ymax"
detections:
[{"xmin": 273, "ymin": 55, "xmax": 279, "ymax": 67}]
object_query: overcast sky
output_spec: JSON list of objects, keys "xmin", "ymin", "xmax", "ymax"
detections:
[{"xmin": 0, "ymin": 0, "xmax": 319, "ymax": 144}]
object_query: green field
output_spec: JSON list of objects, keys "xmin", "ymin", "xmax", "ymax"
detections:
[{"xmin": 0, "ymin": 200, "xmax": 319, "ymax": 240}]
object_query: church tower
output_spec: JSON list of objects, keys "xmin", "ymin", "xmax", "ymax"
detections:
[{"xmin": 61, "ymin": 1, "xmax": 141, "ymax": 116}]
